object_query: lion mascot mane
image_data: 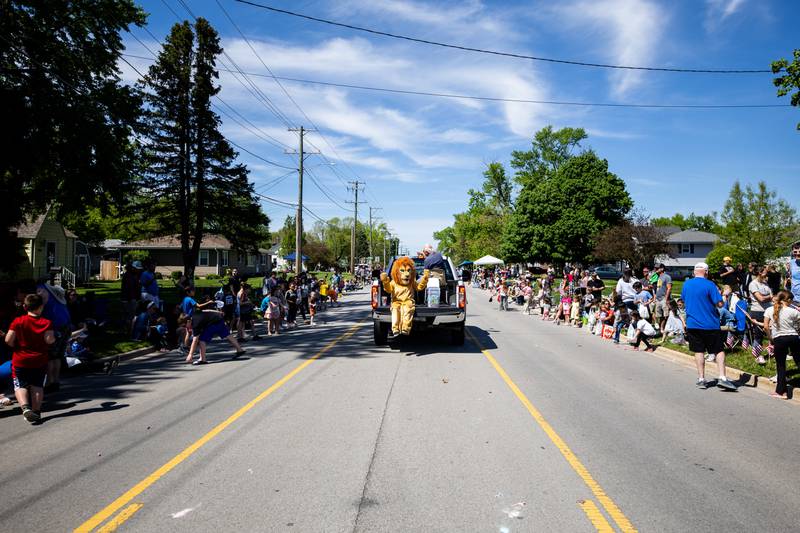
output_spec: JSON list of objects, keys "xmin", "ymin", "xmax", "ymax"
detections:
[{"xmin": 380, "ymin": 256, "xmax": 430, "ymax": 336}]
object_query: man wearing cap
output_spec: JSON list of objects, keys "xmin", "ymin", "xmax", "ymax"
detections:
[
  {"xmin": 653, "ymin": 264, "xmax": 672, "ymax": 331},
  {"xmin": 717, "ymin": 256, "xmax": 737, "ymax": 289},
  {"xmin": 681, "ymin": 262, "xmax": 737, "ymax": 390},
  {"xmin": 614, "ymin": 269, "xmax": 638, "ymax": 311}
]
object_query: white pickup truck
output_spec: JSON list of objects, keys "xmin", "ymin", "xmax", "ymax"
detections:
[{"xmin": 371, "ymin": 255, "xmax": 467, "ymax": 346}]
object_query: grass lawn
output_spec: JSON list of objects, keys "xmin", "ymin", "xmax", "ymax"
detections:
[
  {"xmin": 75, "ymin": 272, "xmax": 343, "ymax": 357},
  {"xmin": 601, "ymin": 279, "xmax": 685, "ymax": 298}
]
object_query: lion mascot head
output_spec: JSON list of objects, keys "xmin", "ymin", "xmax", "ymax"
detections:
[{"xmin": 391, "ymin": 256, "xmax": 417, "ymax": 287}]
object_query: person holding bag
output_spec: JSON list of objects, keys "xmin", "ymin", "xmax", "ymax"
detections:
[{"xmin": 763, "ymin": 290, "xmax": 800, "ymax": 399}]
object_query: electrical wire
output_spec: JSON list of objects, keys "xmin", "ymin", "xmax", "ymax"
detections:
[
  {"xmin": 121, "ymin": 53, "xmax": 788, "ymax": 109},
  {"xmin": 227, "ymin": 139, "xmax": 297, "ymax": 169},
  {"xmin": 235, "ymin": 0, "xmax": 773, "ymax": 74}
]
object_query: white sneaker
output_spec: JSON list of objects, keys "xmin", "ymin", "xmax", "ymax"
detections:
[
  {"xmin": 756, "ymin": 356, "xmax": 766, "ymax": 365},
  {"xmin": 705, "ymin": 353, "xmax": 716, "ymax": 362}
]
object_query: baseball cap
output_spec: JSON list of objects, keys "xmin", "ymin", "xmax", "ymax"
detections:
[
  {"xmin": 723, "ymin": 256, "xmax": 732, "ymax": 262},
  {"xmin": 132, "ymin": 260, "xmax": 143, "ymax": 269},
  {"xmin": 694, "ymin": 262, "xmax": 709, "ymax": 271}
]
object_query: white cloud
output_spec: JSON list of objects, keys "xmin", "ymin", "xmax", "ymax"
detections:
[
  {"xmin": 559, "ymin": 0, "xmax": 665, "ymax": 98},
  {"xmin": 705, "ymin": 0, "xmax": 747, "ymax": 30}
]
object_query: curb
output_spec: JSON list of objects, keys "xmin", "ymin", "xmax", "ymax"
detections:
[{"xmin": 93, "ymin": 346, "xmax": 156, "ymax": 365}]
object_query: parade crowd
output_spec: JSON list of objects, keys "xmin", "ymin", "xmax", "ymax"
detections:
[
  {"xmin": 476, "ymin": 243, "xmax": 800, "ymax": 398},
  {"xmin": 0, "ymin": 261, "xmax": 356, "ymax": 424}
]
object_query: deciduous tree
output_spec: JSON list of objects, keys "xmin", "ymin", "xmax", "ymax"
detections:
[
  {"xmin": 1, "ymin": 0, "xmax": 145, "ymax": 271},
  {"xmin": 719, "ymin": 181, "xmax": 798, "ymax": 263},
  {"xmin": 772, "ymin": 49, "xmax": 800, "ymax": 130},
  {"xmin": 593, "ymin": 212, "xmax": 670, "ymax": 270}
]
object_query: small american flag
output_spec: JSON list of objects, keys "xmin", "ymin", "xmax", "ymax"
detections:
[
  {"xmin": 725, "ymin": 332, "xmax": 735, "ymax": 348},
  {"xmin": 751, "ymin": 341, "xmax": 762, "ymax": 358},
  {"xmin": 742, "ymin": 334, "xmax": 750, "ymax": 350}
]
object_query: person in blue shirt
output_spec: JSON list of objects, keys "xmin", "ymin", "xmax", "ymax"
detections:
[
  {"xmin": 139, "ymin": 261, "xmax": 160, "ymax": 308},
  {"xmin": 179, "ymin": 287, "xmax": 215, "ymax": 354},
  {"xmin": 36, "ymin": 283, "xmax": 71, "ymax": 392},
  {"xmin": 681, "ymin": 262, "xmax": 737, "ymax": 391}
]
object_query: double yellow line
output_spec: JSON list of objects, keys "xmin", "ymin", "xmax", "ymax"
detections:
[
  {"xmin": 468, "ymin": 331, "xmax": 637, "ymax": 533},
  {"xmin": 75, "ymin": 321, "xmax": 365, "ymax": 533}
]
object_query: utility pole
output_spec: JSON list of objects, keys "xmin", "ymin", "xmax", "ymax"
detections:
[
  {"xmin": 286, "ymin": 126, "xmax": 318, "ymax": 276},
  {"xmin": 346, "ymin": 180, "xmax": 366, "ymax": 275},
  {"xmin": 368, "ymin": 206, "xmax": 382, "ymax": 267}
]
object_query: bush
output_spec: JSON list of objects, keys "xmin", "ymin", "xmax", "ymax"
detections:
[
  {"xmin": 206, "ymin": 274, "xmax": 220, "ymax": 280},
  {"xmin": 170, "ymin": 271, "xmax": 183, "ymax": 281},
  {"xmin": 154, "ymin": 272, "xmax": 163, "ymax": 280},
  {"xmin": 123, "ymin": 249, "xmax": 150, "ymax": 264}
]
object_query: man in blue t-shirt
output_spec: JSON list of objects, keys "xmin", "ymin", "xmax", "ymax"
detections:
[{"xmin": 681, "ymin": 262, "xmax": 737, "ymax": 391}]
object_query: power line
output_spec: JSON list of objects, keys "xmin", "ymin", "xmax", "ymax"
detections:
[
  {"xmin": 234, "ymin": 0, "xmax": 773, "ymax": 74},
  {"xmin": 227, "ymin": 138, "xmax": 297, "ymax": 170},
  {"xmin": 173, "ymin": 0, "xmax": 296, "ymax": 128},
  {"xmin": 122, "ymin": 52, "xmax": 791, "ymax": 109},
  {"xmin": 256, "ymin": 169, "xmax": 296, "ymax": 192},
  {"xmin": 213, "ymin": 0, "xmax": 374, "ymax": 193},
  {"xmin": 305, "ymin": 168, "xmax": 348, "ymax": 211}
]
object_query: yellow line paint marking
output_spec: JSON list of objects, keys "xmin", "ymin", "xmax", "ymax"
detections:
[
  {"xmin": 75, "ymin": 320, "xmax": 365, "ymax": 533},
  {"xmin": 579, "ymin": 499, "xmax": 614, "ymax": 532},
  {"xmin": 467, "ymin": 331, "xmax": 637, "ymax": 533},
  {"xmin": 95, "ymin": 504, "xmax": 143, "ymax": 533}
]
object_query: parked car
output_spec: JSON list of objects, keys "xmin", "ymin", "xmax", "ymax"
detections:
[{"xmin": 592, "ymin": 265, "xmax": 622, "ymax": 279}]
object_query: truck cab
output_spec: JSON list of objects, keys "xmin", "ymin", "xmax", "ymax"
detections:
[{"xmin": 371, "ymin": 255, "xmax": 467, "ymax": 346}]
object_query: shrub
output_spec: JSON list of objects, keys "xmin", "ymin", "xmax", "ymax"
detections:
[
  {"xmin": 206, "ymin": 274, "xmax": 220, "ymax": 280},
  {"xmin": 706, "ymin": 243, "xmax": 749, "ymax": 275},
  {"xmin": 154, "ymin": 272, "xmax": 163, "ymax": 280},
  {"xmin": 123, "ymin": 250, "xmax": 150, "ymax": 264},
  {"xmin": 170, "ymin": 271, "xmax": 183, "ymax": 281}
]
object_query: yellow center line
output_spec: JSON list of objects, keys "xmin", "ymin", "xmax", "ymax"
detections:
[
  {"xmin": 467, "ymin": 330, "xmax": 637, "ymax": 533},
  {"xmin": 96, "ymin": 504, "xmax": 143, "ymax": 533},
  {"xmin": 579, "ymin": 499, "xmax": 615, "ymax": 532},
  {"xmin": 75, "ymin": 320, "xmax": 365, "ymax": 533}
]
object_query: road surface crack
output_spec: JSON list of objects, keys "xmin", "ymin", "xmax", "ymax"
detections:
[{"xmin": 351, "ymin": 352, "xmax": 402, "ymax": 532}]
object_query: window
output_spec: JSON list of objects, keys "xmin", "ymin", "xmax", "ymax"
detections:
[
  {"xmin": 246, "ymin": 254, "xmax": 255, "ymax": 267},
  {"xmin": 680, "ymin": 243, "xmax": 695, "ymax": 254},
  {"xmin": 199, "ymin": 250, "xmax": 209, "ymax": 266},
  {"xmin": 260, "ymin": 254, "xmax": 267, "ymax": 265},
  {"xmin": 221, "ymin": 250, "xmax": 229, "ymax": 267}
]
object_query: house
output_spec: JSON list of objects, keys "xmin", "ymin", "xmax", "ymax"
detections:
[
  {"xmin": 656, "ymin": 229, "xmax": 719, "ymax": 279},
  {"xmin": 10, "ymin": 214, "xmax": 83, "ymax": 286},
  {"xmin": 115, "ymin": 234, "xmax": 272, "ymax": 277}
]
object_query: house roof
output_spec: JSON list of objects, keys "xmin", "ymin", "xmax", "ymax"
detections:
[
  {"xmin": 666, "ymin": 230, "xmax": 719, "ymax": 244},
  {"xmin": 117, "ymin": 234, "xmax": 233, "ymax": 250},
  {"xmin": 657, "ymin": 225, "xmax": 683, "ymax": 236},
  {"xmin": 13, "ymin": 214, "xmax": 77, "ymax": 239},
  {"xmin": 266, "ymin": 243, "xmax": 281, "ymax": 255}
]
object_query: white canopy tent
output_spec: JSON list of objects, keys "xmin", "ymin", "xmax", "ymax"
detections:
[{"xmin": 473, "ymin": 255, "xmax": 504, "ymax": 266}]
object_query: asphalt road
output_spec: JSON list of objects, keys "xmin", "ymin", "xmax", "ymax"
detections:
[{"xmin": 1, "ymin": 287, "xmax": 798, "ymax": 532}]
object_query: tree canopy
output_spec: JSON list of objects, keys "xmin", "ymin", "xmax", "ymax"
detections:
[
  {"xmin": 1, "ymin": 0, "xmax": 145, "ymax": 270},
  {"xmin": 719, "ymin": 181, "xmax": 798, "ymax": 264},
  {"xmin": 651, "ymin": 212, "xmax": 720, "ymax": 233},
  {"xmin": 772, "ymin": 49, "xmax": 800, "ymax": 130}
]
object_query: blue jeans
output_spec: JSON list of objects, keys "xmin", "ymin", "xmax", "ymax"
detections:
[{"xmin": 614, "ymin": 321, "xmax": 628, "ymax": 342}]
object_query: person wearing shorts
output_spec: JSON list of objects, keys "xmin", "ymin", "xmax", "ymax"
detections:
[
  {"xmin": 4, "ymin": 294, "xmax": 55, "ymax": 423},
  {"xmin": 185, "ymin": 303, "xmax": 245, "ymax": 365},
  {"xmin": 654, "ymin": 264, "xmax": 672, "ymax": 331},
  {"xmin": 681, "ymin": 262, "xmax": 737, "ymax": 391}
]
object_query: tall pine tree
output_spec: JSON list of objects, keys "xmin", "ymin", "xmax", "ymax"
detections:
[{"xmin": 139, "ymin": 19, "xmax": 268, "ymax": 278}]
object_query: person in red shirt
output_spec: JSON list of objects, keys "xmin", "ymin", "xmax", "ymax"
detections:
[{"xmin": 4, "ymin": 293, "xmax": 54, "ymax": 423}]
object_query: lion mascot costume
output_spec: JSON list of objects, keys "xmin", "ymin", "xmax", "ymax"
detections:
[{"xmin": 380, "ymin": 257, "xmax": 430, "ymax": 336}]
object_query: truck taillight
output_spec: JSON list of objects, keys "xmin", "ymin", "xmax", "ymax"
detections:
[
  {"xmin": 458, "ymin": 285, "xmax": 467, "ymax": 309},
  {"xmin": 371, "ymin": 284, "xmax": 379, "ymax": 309}
]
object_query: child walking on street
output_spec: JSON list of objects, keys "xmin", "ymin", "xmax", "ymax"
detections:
[{"xmin": 4, "ymin": 294, "xmax": 55, "ymax": 424}]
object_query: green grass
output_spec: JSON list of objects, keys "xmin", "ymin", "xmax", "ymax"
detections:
[{"xmin": 600, "ymin": 279, "xmax": 685, "ymax": 298}]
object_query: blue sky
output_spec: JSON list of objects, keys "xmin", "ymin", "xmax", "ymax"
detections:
[{"xmin": 121, "ymin": 0, "xmax": 799, "ymax": 255}]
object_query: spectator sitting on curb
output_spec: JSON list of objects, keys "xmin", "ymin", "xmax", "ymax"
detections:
[{"xmin": 681, "ymin": 262, "xmax": 737, "ymax": 391}]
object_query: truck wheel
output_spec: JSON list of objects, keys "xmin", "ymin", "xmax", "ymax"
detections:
[
  {"xmin": 451, "ymin": 325, "xmax": 465, "ymax": 346},
  {"xmin": 373, "ymin": 321, "xmax": 389, "ymax": 346}
]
